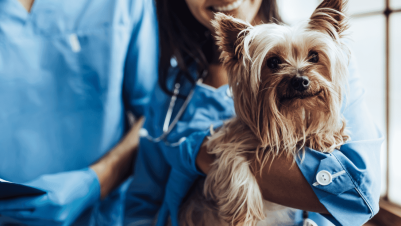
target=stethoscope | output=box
[139,70,208,147]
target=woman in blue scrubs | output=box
[124,0,383,225]
[0,0,158,225]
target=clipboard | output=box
[0,179,46,200]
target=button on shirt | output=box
[0,0,158,225]
[316,170,333,186]
[125,55,383,226]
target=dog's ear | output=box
[309,0,349,39]
[212,13,252,62]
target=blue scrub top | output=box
[124,55,383,226]
[0,0,158,225]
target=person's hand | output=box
[0,117,144,226]
[195,141,215,175]
[0,168,100,226]
[91,117,144,198]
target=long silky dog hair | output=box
[179,0,350,225]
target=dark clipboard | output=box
[0,180,46,200]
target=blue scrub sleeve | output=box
[124,130,212,226]
[123,0,159,118]
[155,130,212,226]
[124,138,172,226]
[166,130,213,177]
[0,168,100,226]
[296,56,383,226]
[154,124,225,226]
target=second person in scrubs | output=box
[0,0,158,225]
[125,0,383,225]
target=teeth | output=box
[212,0,244,12]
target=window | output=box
[389,6,401,206]
[351,0,401,208]
[279,0,401,207]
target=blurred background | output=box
[278,0,401,223]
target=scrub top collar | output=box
[0,0,58,20]
[0,0,65,37]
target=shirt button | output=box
[316,170,333,186]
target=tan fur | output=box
[179,0,350,225]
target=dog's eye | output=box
[308,51,319,63]
[267,57,281,69]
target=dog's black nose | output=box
[291,76,310,92]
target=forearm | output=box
[91,117,144,198]
[196,143,328,213]
[252,154,328,214]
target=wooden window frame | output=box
[370,199,401,225]
[351,0,401,224]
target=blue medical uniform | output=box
[124,55,383,226]
[0,0,158,225]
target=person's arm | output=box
[196,56,383,225]
[258,154,329,213]
[197,144,328,212]
[91,117,144,198]
[0,118,144,226]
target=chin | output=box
[179,0,351,225]
[201,0,262,30]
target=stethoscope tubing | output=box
[139,77,203,147]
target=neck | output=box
[18,0,35,12]
[204,63,229,89]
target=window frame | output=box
[350,0,401,223]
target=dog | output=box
[179,0,350,225]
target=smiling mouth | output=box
[210,0,244,12]
[280,89,323,102]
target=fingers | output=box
[0,198,36,212]
[124,116,145,147]
[0,194,47,211]
[133,116,145,130]
[0,210,34,218]
[0,211,62,226]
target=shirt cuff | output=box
[127,96,152,118]
[177,123,224,177]
[83,167,101,208]
[178,130,210,177]
[295,148,373,226]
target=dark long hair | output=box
[155,0,282,96]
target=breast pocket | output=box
[61,28,114,96]
[40,25,131,102]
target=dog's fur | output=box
[179,0,351,225]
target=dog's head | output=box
[213,0,350,154]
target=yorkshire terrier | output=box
[179,0,350,225]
